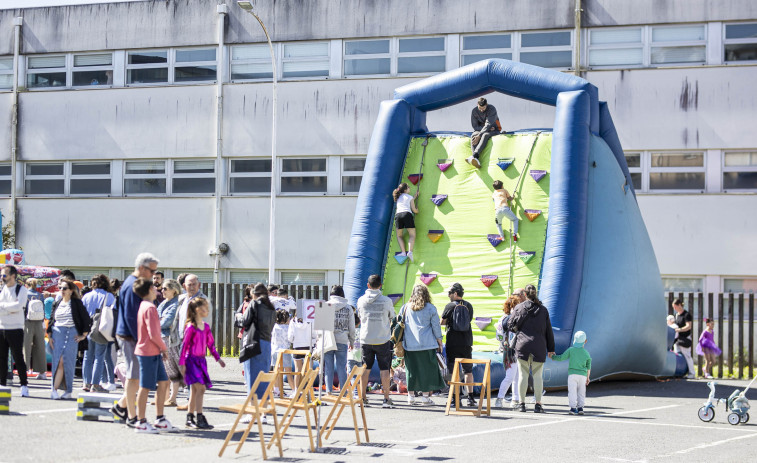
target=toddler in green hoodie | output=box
[550,330,591,415]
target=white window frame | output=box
[71,52,114,87]
[279,157,328,195]
[123,159,216,196]
[123,160,168,196]
[0,162,11,196]
[662,276,705,293]
[340,156,365,195]
[0,56,14,90]
[396,36,447,75]
[227,158,272,196]
[648,151,706,193]
[126,47,217,87]
[343,38,392,77]
[68,161,112,196]
[723,22,757,64]
[173,47,218,84]
[623,152,644,191]
[459,33,513,67]
[281,41,330,80]
[280,271,326,286]
[722,151,757,192]
[518,29,574,70]
[26,54,68,89]
[723,277,757,294]
[229,271,269,286]
[649,24,707,67]
[171,159,216,196]
[229,43,276,82]
[26,52,114,90]
[23,161,66,196]
[587,27,644,68]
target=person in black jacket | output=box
[47,278,91,399]
[240,283,277,422]
[467,97,500,169]
[507,284,554,413]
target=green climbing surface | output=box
[383,132,552,350]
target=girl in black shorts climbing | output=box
[393,182,419,262]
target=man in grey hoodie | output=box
[357,274,395,408]
[323,285,356,394]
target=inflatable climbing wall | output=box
[343,59,678,386]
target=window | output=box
[0,164,11,195]
[341,157,365,193]
[724,278,757,294]
[725,22,757,63]
[344,39,391,76]
[26,53,114,89]
[662,277,704,293]
[0,56,13,90]
[174,48,217,83]
[127,50,169,84]
[229,271,268,285]
[229,159,272,195]
[461,34,512,66]
[282,42,329,78]
[649,152,705,191]
[397,37,446,74]
[280,271,325,286]
[519,31,572,68]
[650,25,706,65]
[723,151,757,190]
[173,270,214,284]
[24,162,64,195]
[124,160,166,195]
[280,158,327,193]
[624,152,642,190]
[588,28,643,67]
[70,162,111,195]
[231,44,275,80]
[72,53,113,86]
[172,160,215,194]
[26,55,66,88]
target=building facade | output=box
[0,0,755,294]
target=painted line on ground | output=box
[21,407,77,415]
[668,432,757,456]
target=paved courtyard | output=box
[2,360,756,462]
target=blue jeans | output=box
[495,205,519,237]
[51,326,78,394]
[243,339,271,399]
[91,342,115,385]
[322,343,348,393]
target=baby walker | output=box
[698,378,754,425]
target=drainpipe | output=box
[213,4,228,302]
[9,16,22,247]
[573,0,582,77]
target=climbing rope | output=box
[401,135,431,305]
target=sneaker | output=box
[705,374,714,379]
[134,420,159,434]
[50,389,60,400]
[110,404,128,421]
[239,414,252,424]
[126,418,138,429]
[60,392,72,400]
[91,385,107,393]
[467,396,476,407]
[81,385,91,392]
[495,398,503,408]
[685,373,695,379]
[466,156,481,169]
[382,398,394,409]
[102,382,117,392]
[407,395,417,406]
[510,400,519,409]
[21,385,29,397]
[534,403,544,413]
[186,413,197,428]
[196,413,214,430]
[154,417,178,433]
[407,251,414,263]
[577,407,584,415]
[569,408,578,415]
[419,397,434,406]
[518,402,527,413]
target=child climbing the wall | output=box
[550,331,591,415]
[393,182,419,262]
[492,180,519,242]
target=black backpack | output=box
[450,301,471,331]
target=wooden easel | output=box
[272,348,312,396]
[320,365,369,444]
[268,368,321,452]
[445,358,492,417]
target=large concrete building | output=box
[0,0,755,295]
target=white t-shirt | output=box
[55,300,76,327]
[396,193,413,215]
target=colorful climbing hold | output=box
[497,158,515,171]
[420,273,437,286]
[481,275,498,287]
[408,173,423,185]
[388,294,403,305]
[428,230,444,243]
[519,251,535,263]
[487,234,504,247]
[430,194,448,206]
[437,159,453,172]
[530,170,547,182]
[474,317,492,331]
[524,209,542,222]
[394,252,408,265]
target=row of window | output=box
[1,22,755,89]
[624,150,757,192]
[69,268,327,287]
[0,157,365,197]
[663,277,757,294]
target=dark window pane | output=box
[342,176,362,193]
[725,23,757,40]
[73,70,112,86]
[72,163,110,175]
[624,154,641,168]
[463,34,511,50]
[651,153,703,167]
[520,51,572,68]
[723,172,757,189]
[128,51,168,65]
[282,67,329,78]
[725,43,757,62]
[343,158,365,172]
[231,159,271,173]
[26,163,63,175]
[173,177,215,194]
[70,178,111,195]
[230,177,271,193]
[630,172,642,190]
[281,176,327,193]
[174,65,217,82]
[345,58,391,75]
[522,31,571,47]
[27,72,67,88]
[282,158,326,173]
[231,64,272,80]
[399,37,445,53]
[124,178,166,194]
[127,68,168,84]
[345,40,390,55]
[176,48,216,62]
[0,180,10,195]
[0,165,11,175]
[649,172,704,190]
[25,179,64,195]
[462,53,512,66]
[398,56,446,73]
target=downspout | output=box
[9,16,22,247]
[574,0,582,77]
[213,5,228,299]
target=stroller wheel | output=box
[728,413,741,425]
[698,406,715,422]
[741,413,749,424]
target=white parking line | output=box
[21,407,77,415]
[669,432,757,455]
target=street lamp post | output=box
[238,1,277,286]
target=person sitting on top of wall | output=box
[467,97,501,169]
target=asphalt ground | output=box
[2,360,757,463]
